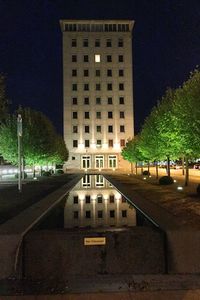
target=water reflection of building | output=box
[64,175,136,228]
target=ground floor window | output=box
[95,155,104,168]
[81,155,91,169]
[108,155,117,168]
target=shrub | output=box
[42,171,51,177]
[197,184,200,196]
[159,176,174,185]
[142,170,150,176]
[56,169,64,174]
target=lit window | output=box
[95,54,101,62]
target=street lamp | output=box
[17,114,22,192]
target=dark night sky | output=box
[0,0,200,134]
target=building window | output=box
[72,97,77,105]
[120,139,125,147]
[118,38,123,47]
[108,111,113,118]
[72,69,77,76]
[85,125,90,133]
[84,83,89,91]
[84,55,89,62]
[122,210,127,218]
[72,156,75,160]
[71,39,77,47]
[110,210,115,218]
[119,97,124,104]
[85,140,90,147]
[106,39,112,47]
[98,210,103,218]
[85,195,91,203]
[107,55,112,62]
[120,125,125,132]
[72,55,77,62]
[84,69,89,77]
[83,39,88,47]
[96,97,101,105]
[119,55,124,62]
[120,111,125,118]
[107,69,112,77]
[95,54,101,62]
[95,174,104,187]
[109,195,115,203]
[73,125,78,133]
[96,112,101,119]
[109,155,117,168]
[119,83,124,90]
[84,97,89,105]
[119,69,124,76]
[108,125,113,133]
[95,39,100,47]
[108,139,113,147]
[96,83,101,91]
[107,83,112,91]
[73,196,78,204]
[107,97,113,104]
[73,112,78,119]
[73,211,79,219]
[97,194,103,203]
[85,112,90,119]
[85,210,91,218]
[72,83,77,91]
[95,69,100,76]
[73,140,78,148]
[96,125,101,133]
[96,139,102,147]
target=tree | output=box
[0,108,68,170]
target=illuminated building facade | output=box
[60,20,134,170]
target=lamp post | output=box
[17,114,22,192]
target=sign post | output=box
[17,114,22,192]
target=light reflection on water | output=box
[64,175,136,229]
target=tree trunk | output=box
[167,156,170,177]
[131,162,133,174]
[33,166,36,178]
[141,162,143,175]
[135,162,138,175]
[185,156,189,186]
[182,156,185,175]
[147,161,150,176]
[155,161,159,179]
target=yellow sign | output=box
[84,237,106,246]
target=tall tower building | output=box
[60,20,134,171]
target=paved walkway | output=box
[104,173,200,230]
